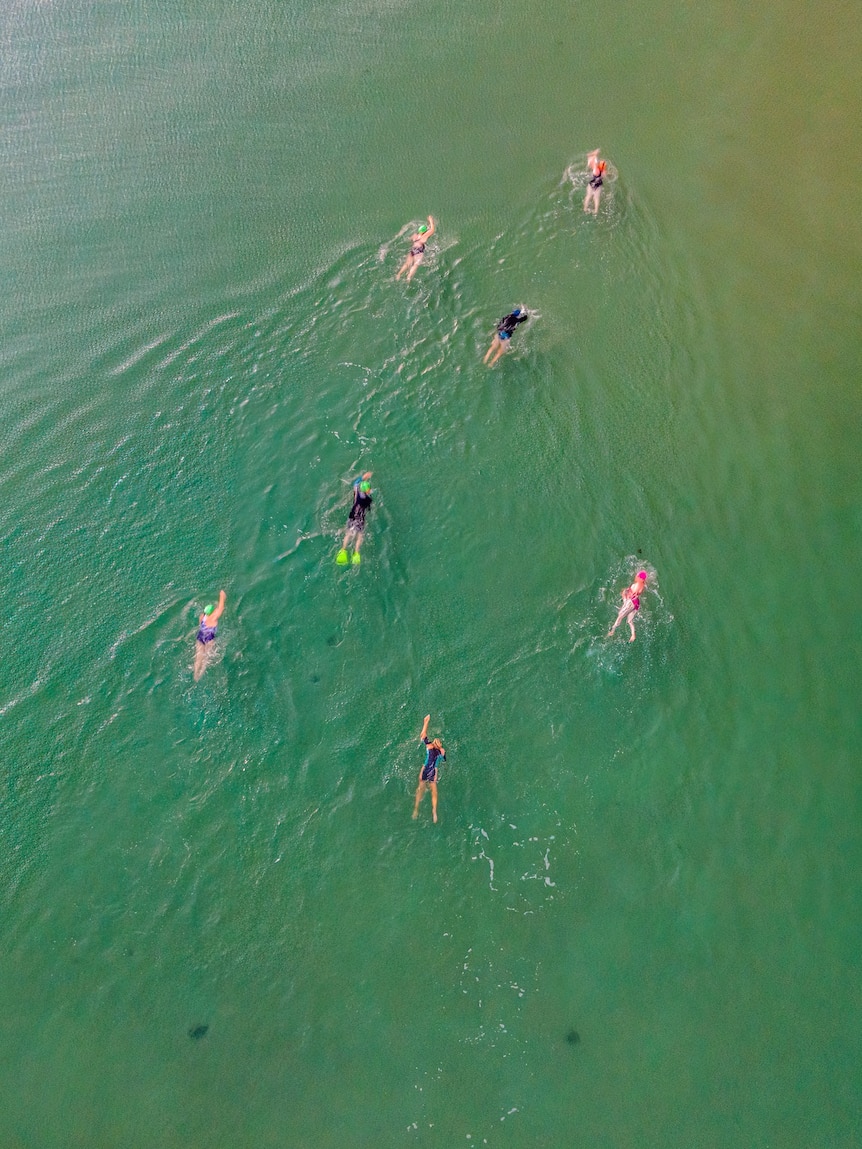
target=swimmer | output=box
[483,306,528,367]
[396,216,435,282]
[194,590,226,680]
[584,150,607,216]
[336,472,373,565]
[608,571,648,642]
[413,714,446,823]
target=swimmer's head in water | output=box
[203,604,214,615]
[360,480,372,493]
[637,571,647,581]
[417,225,428,234]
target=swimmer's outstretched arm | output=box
[420,714,430,741]
[209,590,227,624]
[423,216,435,239]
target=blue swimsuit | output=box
[421,737,445,782]
[197,619,218,644]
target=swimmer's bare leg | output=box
[608,603,632,636]
[627,616,637,642]
[490,341,507,367]
[430,781,438,823]
[396,255,412,280]
[342,526,357,550]
[483,336,499,364]
[352,530,364,555]
[413,780,427,818]
[406,253,424,282]
[193,640,208,681]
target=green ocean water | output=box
[0,0,860,1145]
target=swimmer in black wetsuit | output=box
[584,150,606,216]
[413,713,446,823]
[483,306,528,367]
[336,471,373,566]
[396,215,435,282]
[194,589,226,681]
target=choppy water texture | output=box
[0,0,860,1145]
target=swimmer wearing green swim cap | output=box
[194,589,226,681]
[396,215,435,282]
[336,472,374,566]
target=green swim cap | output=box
[418,225,428,234]
[204,604,214,615]
[360,481,371,493]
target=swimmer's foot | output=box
[432,811,438,823]
[412,809,419,820]
[351,551,361,565]
[629,635,636,643]
[336,548,349,565]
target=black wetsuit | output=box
[348,485,373,531]
[496,310,528,340]
[421,737,445,782]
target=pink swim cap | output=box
[637,571,648,580]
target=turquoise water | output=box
[0,0,860,1145]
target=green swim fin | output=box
[351,552,361,565]
[336,548,349,565]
